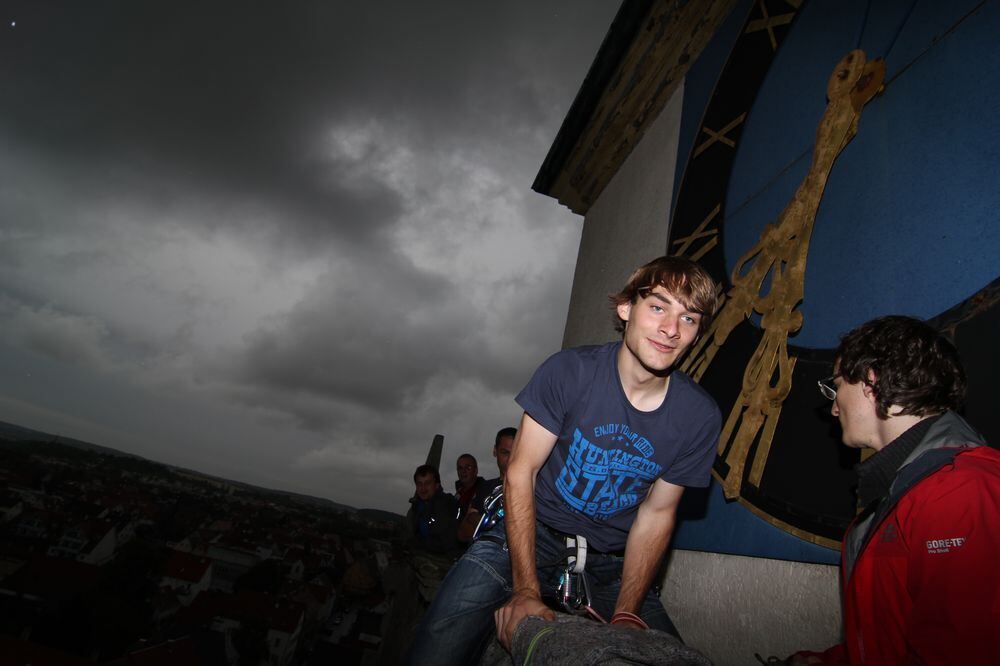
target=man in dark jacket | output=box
[791,316,1000,664]
[406,464,458,606]
[408,464,458,556]
[455,454,494,543]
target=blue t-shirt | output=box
[515,341,721,552]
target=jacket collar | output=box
[843,411,985,580]
[856,415,939,507]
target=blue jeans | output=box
[406,520,679,666]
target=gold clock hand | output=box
[678,50,885,499]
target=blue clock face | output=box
[724,0,1000,349]
[668,0,1000,551]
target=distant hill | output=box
[0,420,143,459]
[0,419,403,521]
[255,485,358,514]
[357,508,407,528]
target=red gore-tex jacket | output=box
[806,412,1000,665]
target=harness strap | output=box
[565,535,587,574]
[477,534,505,548]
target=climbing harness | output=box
[472,483,505,542]
[556,534,590,614]
[472,486,607,622]
[553,534,607,621]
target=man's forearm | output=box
[503,464,540,595]
[494,413,559,649]
[616,508,674,614]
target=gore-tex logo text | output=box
[926,537,966,554]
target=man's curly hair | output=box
[835,315,966,419]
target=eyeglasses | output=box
[817,376,838,401]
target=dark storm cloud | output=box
[0,0,620,509]
[0,297,112,370]
[227,240,574,432]
[1,1,610,250]
[236,250,463,412]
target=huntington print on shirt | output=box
[557,426,662,518]
[516,342,722,553]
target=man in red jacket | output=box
[791,316,1000,665]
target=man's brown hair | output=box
[413,464,441,485]
[835,315,966,419]
[610,256,719,335]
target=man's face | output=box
[493,436,514,478]
[617,285,701,374]
[830,369,878,449]
[456,456,477,487]
[414,473,438,501]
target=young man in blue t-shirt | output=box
[408,256,721,665]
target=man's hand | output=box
[456,509,481,542]
[494,589,554,649]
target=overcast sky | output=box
[0,1,620,512]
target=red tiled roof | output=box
[233,589,304,634]
[77,519,114,541]
[282,546,305,562]
[162,550,211,584]
[306,582,332,603]
[175,589,304,635]
[0,555,101,603]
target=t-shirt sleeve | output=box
[660,393,721,488]
[515,350,582,437]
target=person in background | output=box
[486,426,516,488]
[407,464,458,603]
[457,429,517,543]
[455,454,493,544]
